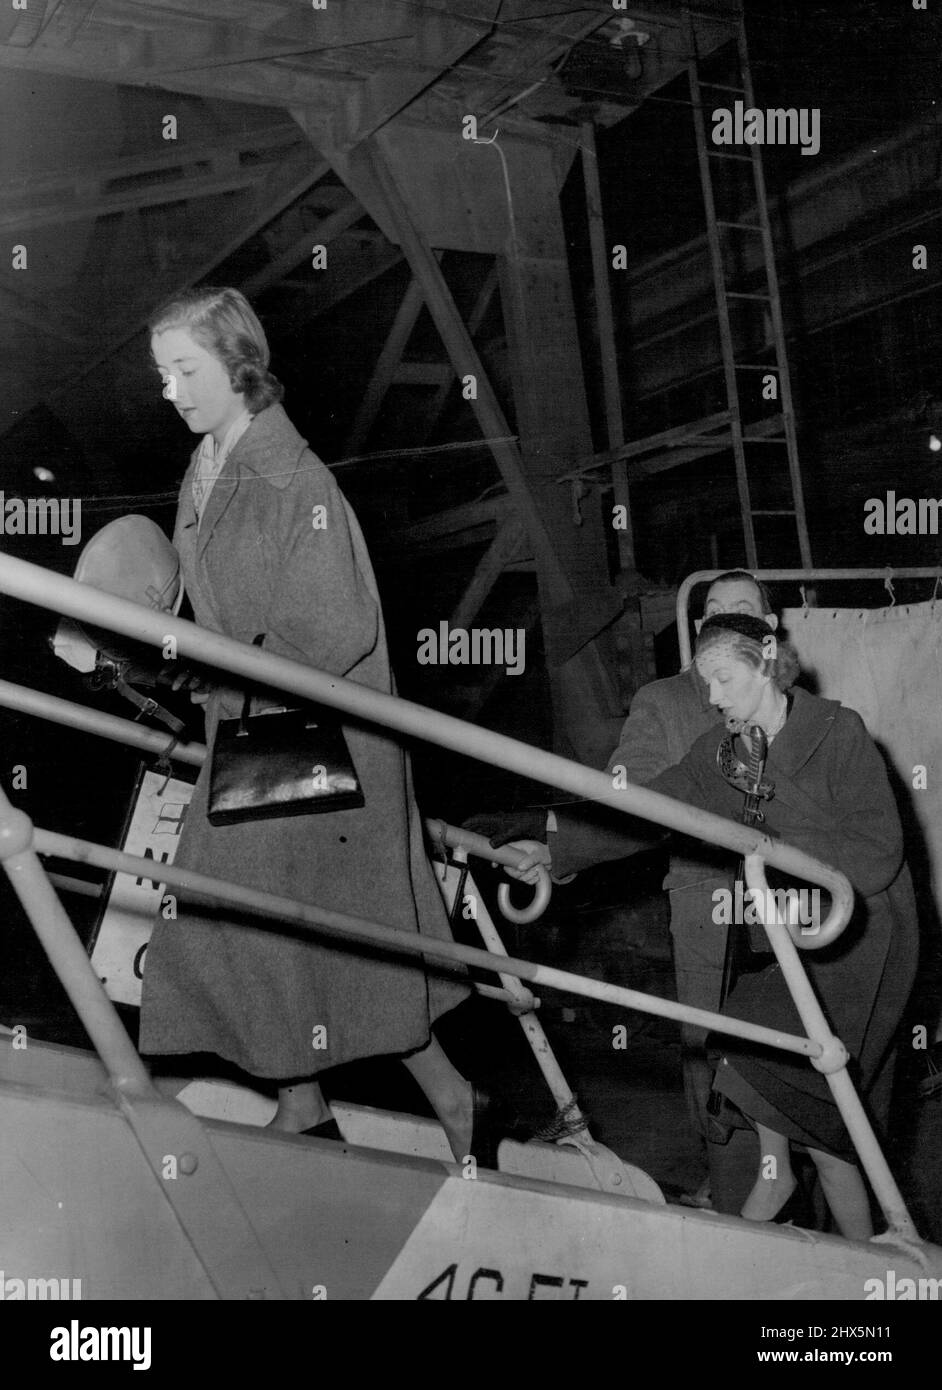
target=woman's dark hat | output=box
[697,613,773,645]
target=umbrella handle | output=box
[497,866,553,924]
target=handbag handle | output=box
[238,634,267,734]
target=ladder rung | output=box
[727,292,772,301]
[742,436,786,444]
[716,220,761,231]
[735,363,776,370]
[752,510,797,517]
[708,151,753,162]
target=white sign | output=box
[90,769,194,1006]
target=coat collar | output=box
[767,686,841,778]
[192,404,308,559]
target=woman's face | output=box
[150,328,245,444]
[696,641,770,728]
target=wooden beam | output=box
[315,126,624,755]
[325,4,497,152]
[2,168,274,235]
[343,264,439,455]
[0,125,304,234]
[470,9,611,125]
[1,147,331,441]
[240,197,365,297]
[391,361,453,387]
[450,517,527,630]
[415,268,497,445]
[272,241,405,321]
[451,599,541,721]
[0,37,362,112]
[566,411,733,476]
[349,137,571,607]
[580,119,633,571]
[396,496,512,549]
[0,288,86,350]
[560,411,789,485]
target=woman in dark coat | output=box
[651,616,918,1237]
[509,614,918,1237]
[142,287,477,1159]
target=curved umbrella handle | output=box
[424,818,554,923]
[496,866,553,925]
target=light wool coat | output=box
[139,405,468,1077]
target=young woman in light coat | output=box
[143,287,484,1160]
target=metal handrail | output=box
[0,711,919,1240]
[741,856,916,1241]
[0,678,206,766]
[0,553,853,950]
[677,567,942,666]
[30,821,820,1060]
[0,551,920,1237]
[0,681,554,921]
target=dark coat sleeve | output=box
[260,457,380,677]
[765,710,904,899]
[605,683,681,784]
[550,741,716,878]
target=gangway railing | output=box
[0,551,921,1240]
[0,554,852,949]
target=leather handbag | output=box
[207,636,364,827]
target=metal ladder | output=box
[685,7,812,568]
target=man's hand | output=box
[500,839,553,885]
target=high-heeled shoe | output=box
[469,1086,510,1170]
[771,1184,810,1227]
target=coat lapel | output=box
[173,453,198,546]
[768,687,840,779]
[172,452,200,606]
[175,406,309,625]
[195,449,242,563]
[763,687,844,826]
[196,407,308,564]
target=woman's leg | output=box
[269,1078,332,1133]
[740,1123,797,1220]
[401,1037,473,1163]
[807,1147,873,1240]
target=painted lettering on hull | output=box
[417,1262,590,1300]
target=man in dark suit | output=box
[483,571,778,1210]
